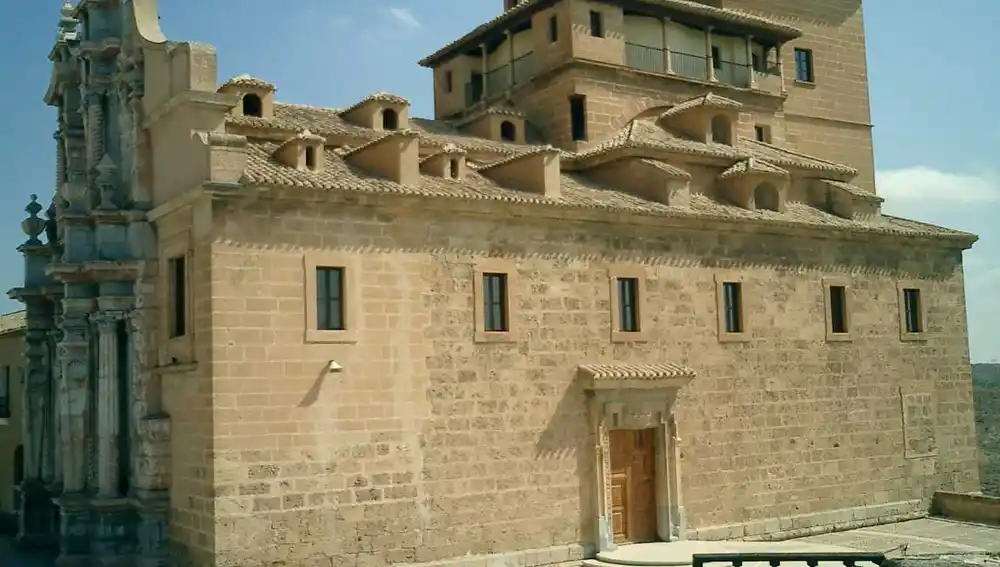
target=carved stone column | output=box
[705,27,717,82]
[93,310,124,497]
[48,300,65,489]
[81,85,106,170]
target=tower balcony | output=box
[624,42,783,95]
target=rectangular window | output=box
[168,256,186,338]
[316,267,345,331]
[616,278,640,332]
[829,285,848,334]
[570,95,587,141]
[751,53,762,72]
[711,45,722,70]
[589,10,603,38]
[482,273,509,332]
[754,125,768,142]
[0,366,9,419]
[722,282,743,334]
[903,288,922,333]
[444,70,453,93]
[548,15,558,42]
[794,48,814,82]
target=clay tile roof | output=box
[822,179,885,202]
[455,103,526,126]
[0,310,26,336]
[220,74,275,91]
[240,138,974,242]
[718,157,788,180]
[419,0,800,67]
[578,363,697,381]
[276,129,325,152]
[659,93,743,119]
[639,159,691,179]
[340,91,411,115]
[739,138,858,177]
[419,144,466,164]
[341,129,418,158]
[477,145,558,172]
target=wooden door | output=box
[609,428,658,544]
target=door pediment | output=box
[578,363,696,392]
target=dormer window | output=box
[754,183,780,211]
[710,115,732,145]
[500,121,517,142]
[449,158,461,180]
[305,146,317,170]
[242,93,263,117]
[382,109,399,130]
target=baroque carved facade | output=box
[11,1,980,566]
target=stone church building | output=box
[11,0,980,565]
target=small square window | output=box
[167,256,187,338]
[716,275,749,342]
[794,48,814,82]
[903,288,922,333]
[548,15,558,42]
[589,10,603,38]
[616,278,640,333]
[754,125,771,143]
[316,267,345,331]
[473,260,518,343]
[482,273,509,332]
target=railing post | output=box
[745,35,756,88]
[705,26,716,82]
[479,42,488,100]
[662,18,673,74]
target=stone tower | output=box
[10,0,169,565]
[421,0,875,190]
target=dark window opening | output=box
[13,445,23,485]
[549,15,558,42]
[168,256,186,338]
[903,288,923,333]
[589,11,603,37]
[305,146,317,169]
[382,108,399,130]
[722,281,743,334]
[617,277,640,332]
[829,285,848,334]
[449,158,461,180]
[794,48,814,82]
[316,267,345,331]
[754,183,780,211]
[242,93,263,118]
[711,46,722,70]
[754,125,768,142]
[710,114,732,145]
[482,273,509,332]
[0,366,9,418]
[751,52,763,72]
[500,120,517,142]
[570,95,587,141]
[445,70,453,93]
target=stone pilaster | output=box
[92,310,124,497]
[81,85,106,171]
[58,297,94,494]
[48,300,65,490]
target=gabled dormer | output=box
[813,179,884,221]
[478,145,561,198]
[219,75,276,119]
[455,105,527,144]
[657,93,742,145]
[274,130,325,172]
[717,157,789,211]
[420,144,467,181]
[340,92,410,132]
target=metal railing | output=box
[692,552,889,567]
[486,65,510,96]
[715,59,751,88]
[622,43,782,90]
[625,42,665,74]
[512,51,534,85]
[671,50,709,81]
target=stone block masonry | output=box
[199,194,978,567]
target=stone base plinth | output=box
[135,490,171,567]
[16,480,58,549]
[54,494,92,566]
[90,497,138,566]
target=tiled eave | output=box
[419,0,801,67]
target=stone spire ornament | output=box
[21,194,46,246]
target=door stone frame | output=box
[578,364,695,552]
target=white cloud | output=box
[875,167,999,205]
[386,7,421,29]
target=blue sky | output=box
[0,1,996,361]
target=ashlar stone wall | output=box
[198,192,978,567]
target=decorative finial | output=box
[22,195,46,245]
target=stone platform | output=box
[585,540,865,567]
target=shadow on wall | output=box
[535,371,595,549]
[719,0,861,28]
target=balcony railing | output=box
[464,51,535,108]
[623,42,783,92]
